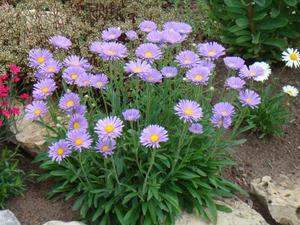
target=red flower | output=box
[0,86,9,97]
[0,119,3,127]
[8,64,21,75]
[11,77,21,83]
[1,100,9,108]
[0,74,9,81]
[10,107,20,116]
[19,93,30,100]
[2,110,11,118]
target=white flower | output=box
[253,62,271,82]
[282,48,300,68]
[283,85,299,97]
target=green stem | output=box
[142,150,156,195]
[111,156,120,185]
[101,90,109,114]
[79,153,92,189]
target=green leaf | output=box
[284,0,297,6]
[235,17,249,27]
[204,197,218,224]
[263,38,287,49]
[256,17,288,30]
[254,0,266,6]
[235,35,252,44]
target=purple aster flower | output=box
[122,109,141,121]
[139,20,157,32]
[239,89,261,108]
[146,30,163,43]
[62,66,87,84]
[174,99,203,122]
[239,64,263,79]
[140,125,168,148]
[75,73,92,87]
[211,114,232,129]
[90,73,108,89]
[225,77,245,90]
[161,66,178,78]
[175,50,200,68]
[101,27,122,41]
[198,42,225,59]
[213,102,235,117]
[34,71,48,80]
[135,43,162,61]
[186,66,210,85]
[32,78,57,100]
[28,48,53,68]
[139,69,163,83]
[68,114,88,131]
[89,41,103,54]
[99,42,127,61]
[162,30,183,44]
[198,60,215,71]
[25,100,48,121]
[58,92,81,112]
[223,56,245,70]
[64,55,92,70]
[48,139,71,162]
[96,139,116,157]
[38,59,62,77]
[67,129,92,151]
[163,21,192,34]
[95,116,124,140]
[124,59,152,76]
[188,123,203,134]
[126,30,138,40]
[65,104,87,116]
[49,35,72,49]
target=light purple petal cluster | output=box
[174,99,203,122]
[239,64,264,79]
[175,50,200,68]
[198,60,215,71]
[140,125,168,148]
[68,114,88,131]
[101,27,122,41]
[135,43,162,61]
[186,66,210,85]
[163,21,192,34]
[139,69,163,83]
[67,130,92,151]
[25,100,48,121]
[38,59,62,77]
[122,109,141,121]
[90,74,108,89]
[95,116,124,140]
[75,73,92,87]
[162,30,184,44]
[59,92,81,112]
[48,139,71,162]
[62,66,87,84]
[223,56,245,70]
[146,30,163,43]
[139,20,157,32]
[28,48,53,68]
[32,78,57,100]
[161,66,178,78]
[225,77,245,90]
[211,114,232,129]
[198,42,225,59]
[188,123,203,134]
[49,35,72,49]
[213,102,235,117]
[99,42,127,60]
[239,89,261,108]
[96,139,116,157]
[126,30,138,40]
[89,41,103,54]
[64,55,92,70]
[124,59,152,76]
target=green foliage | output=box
[0,147,26,209]
[206,0,300,60]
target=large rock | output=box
[175,198,269,225]
[43,221,86,225]
[251,175,300,225]
[0,210,21,225]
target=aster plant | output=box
[29,22,293,225]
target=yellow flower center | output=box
[133,67,142,73]
[149,134,159,142]
[73,122,81,130]
[184,108,193,116]
[221,111,228,116]
[144,51,153,58]
[250,71,256,76]
[218,120,223,125]
[102,145,109,152]
[56,148,64,155]
[290,53,298,61]
[37,56,45,64]
[97,81,103,87]
[74,138,83,146]
[208,50,216,56]
[246,97,252,103]
[71,74,78,79]
[47,67,56,73]
[34,109,41,115]
[287,90,295,95]
[104,125,114,133]
[194,74,203,81]
[106,49,116,55]
[42,87,49,93]
[184,59,191,64]
[66,100,74,108]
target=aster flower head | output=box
[124,59,152,76]
[188,123,203,134]
[126,30,138,40]
[213,102,235,117]
[32,78,57,100]
[140,125,168,148]
[49,35,72,49]
[48,139,71,162]
[198,42,225,59]
[174,99,203,122]
[239,64,264,79]
[89,41,103,54]
[28,48,53,68]
[198,60,215,71]
[25,100,48,121]
[139,20,157,32]
[97,139,116,157]
[65,104,87,116]
[211,114,232,129]
[62,66,87,84]
[239,89,261,108]
[186,66,210,85]
[225,77,245,90]
[282,48,300,68]
[140,69,163,83]
[162,30,183,44]
[223,56,245,70]
[175,50,200,68]
[95,116,124,139]
[146,30,163,43]
[122,108,141,121]
[75,73,92,87]
[59,92,81,112]
[283,85,299,97]
[252,62,271,82]
[90,73,108,89]
[38,59,62,77]
[135,43,162,61]
[68,114,88,131]
[99,42,127,60]
[101,27,122,41]
[161,66,178,78]
[67,129,92,151]
[64,55,92,71]
[163,21,192,34]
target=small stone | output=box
[0,210,21,225]
[42,221,86,225]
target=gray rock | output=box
[0,210,21,225]
[42,221,86,225]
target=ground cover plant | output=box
[25,20,298,225]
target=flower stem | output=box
[142,150,156,195]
